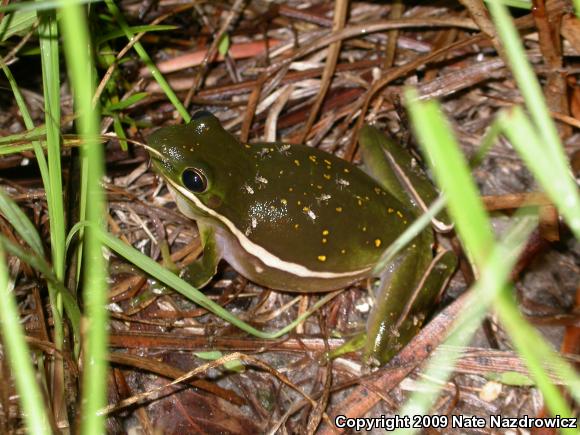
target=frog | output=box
[146,110,456,364]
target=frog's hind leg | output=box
[356,124,457,364]
[179,222,221,289]
[358,125,451,230]
[364,236,457,365]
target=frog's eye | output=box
[182,168,208,193]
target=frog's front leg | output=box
[180,222,221,288]
[364,235,456,364]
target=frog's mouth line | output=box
[164,177,372,280]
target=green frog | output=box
[147,110,456,364]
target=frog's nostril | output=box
[191,110,213,120]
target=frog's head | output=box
[147,110,253,219]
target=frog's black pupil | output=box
[182,169,207,193]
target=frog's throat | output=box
[166,179,372,279]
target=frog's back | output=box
[147,112,417,292]
[229,142,414,275]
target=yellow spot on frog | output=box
[317,255,327,262]
[244,144,251,149]
[335,207,343,212]
[270,147,275,152]
[289,187,293,192]
[323,174,331,180]
[309,155,317,163]
[294,159,300,166]
[374,238,382,248]
[341,249,346,254]
[322,238,327,244]
[316,185,322,189]
[388,208,394,213]
[281,198,288,205]
[358,199,363,206]
[396,211,404,218]
[279,170,284,175]
[190,147,194,151]
[374,187,381,195]
[344,168,350,173]
[322,230,329,235]
[362,226,367,232]
[303,206,310,212]
[324,159,332,166]
[297,200,301,205]
[294,224,300,229]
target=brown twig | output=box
[318,294,469,435]
[532,0,571,138]
[181,0,248,115]
[458,0,506,61]
[383,1,403,69]
[109,352,245,405]
[296,0,349,144]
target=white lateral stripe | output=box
[167,180,371,279]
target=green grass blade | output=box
[60,2,108,432]
[401,89,576,430]
[495,290,580,405]
[104,0,190,122]
[0,143,36,155]
[395,216,539,434]
[38,8,65,280]
[105,92,148,111]
[489,0,580,239]
[0,244,51,434]
[486,1,576,198]
[0,125,46,145]
[0,64,50,191]
[0,235,81,351]
[483,0,531,9]
[0,9,37,41]
[112,115,128,151]
[0,188,45,256]
[95,24,178,45]
[0,0,98,13]
[499,107,580,238]
[405,88,494,266]
[37,8,68,426]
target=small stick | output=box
[481,192,552,211]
